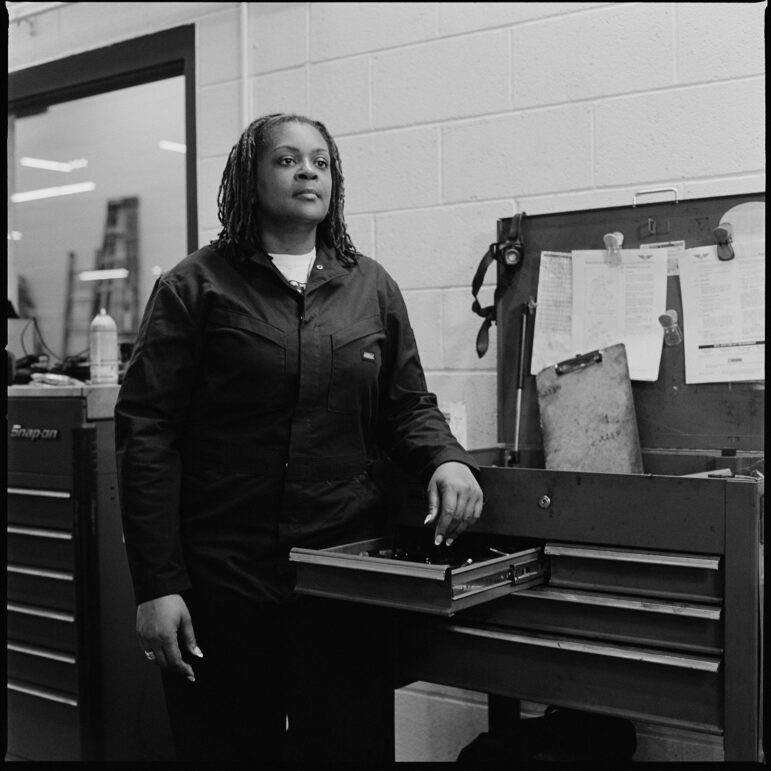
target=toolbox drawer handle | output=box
[7,525,73,540]
[544,544,720,570]
[516,587,722,619]
[7,641,76,664]
[445,625,720,672]
[7,679,78,707]
[7,602,75,623]
[8,487,71,499]
[7,564,74,582]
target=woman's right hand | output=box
[136,593,203,682]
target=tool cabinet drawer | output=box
[545,543,722,603]
[7,602,77,653]
[399,620,723,732]
[7,565,76,612]
[7,486,75,530]
[7,526,74,571]
[7,682,80,761]
[7,641,78,695]
[458,585,723,655]
[290,529,546,615]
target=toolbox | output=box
[289,191,764,761]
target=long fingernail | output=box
[435,534,443,546]
[193,646,203,658]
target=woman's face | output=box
[254,121,333,232]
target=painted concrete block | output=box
[511,4,674,108]
[337,128,441,214]
[442,288,498,371]
[395,684,488,762]
[197,156,228,231]
[376,201,514,290]
[250,68,309,121]
[594,80,765,186]
[310,2,437,62]
[675,2,766,83]
[197,81,242,158]
[442,107,592,203]
[423,372,498,450]
[402,290,444,371]
[248,3,308,75]
[345,214,376,260]
[310,56,371,136]
[198,7,240,86]
[439,2,607,36]
[372,32,510,128]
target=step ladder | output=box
[62,197,139,358]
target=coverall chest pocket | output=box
[328,315,385,414]
[206,307,287,408]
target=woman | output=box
[115,113,484,762]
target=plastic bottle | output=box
[89,308,119,384]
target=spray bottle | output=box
[89,308,119,384]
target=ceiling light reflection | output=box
[20,156,89,172]
[11,181,96,203]
[159,140,186,153]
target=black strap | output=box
[471,213,525,357]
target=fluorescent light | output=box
[7,231,23,241]
[78,268,129,281]
[11,181,96,203]
[159,140,186,153]
[20,156,89,172]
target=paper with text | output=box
[570,249,668,381]
[678,241,765,383]
[530,251,574,375]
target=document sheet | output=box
[677,241,765,383]
[532,248,668,381]
[529,251,574,375]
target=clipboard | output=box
[535,342,643,473]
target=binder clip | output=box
[603,232,624,264]
[658,309,683,346]
[714,222,734,261]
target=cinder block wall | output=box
[8,1,765,762]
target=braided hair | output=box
[212,113,361,266]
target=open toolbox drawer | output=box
[289,529,547,615]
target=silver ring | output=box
[144,650,156,661]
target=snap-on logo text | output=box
[10,424,61,441]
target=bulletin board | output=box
[493,191,765,459]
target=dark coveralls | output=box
[115,242,478,761]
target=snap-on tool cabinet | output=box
[5,385,173,761]
[291,192,765,762]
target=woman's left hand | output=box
[425,462,484,546]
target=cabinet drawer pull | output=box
[517,587,722,619]
[545,543,720,570]
[7,602,75,622]
[7,564,73,581]
[7,641,76,664]
[445,625,721,672]
[7,525,72,540]
[7,679,78,707]
[8,487,71,499]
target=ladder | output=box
[62,197,139,358]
